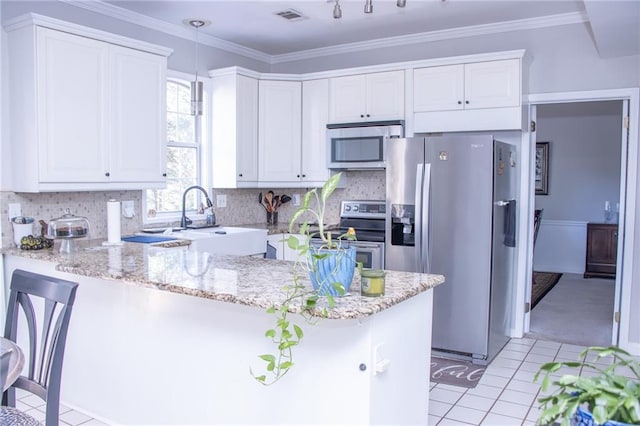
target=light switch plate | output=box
[121,200,135,218]
[216,194,227,208]
[292,194,301,206]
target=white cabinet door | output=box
[328,75,366,123]
[258,80,302,182]
[329,70,404,123]
[236,76,259,182]
[266,233,285,260]
[464,59,520,109]
[110,45,166,183]
[36,27,109,183]
[283,234,306,262]
[365,70,405,120]
[414,60,520,112]
[211,74,259,188]
[301,79,330,183]
[413,64,464,112]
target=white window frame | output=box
[143,70,212,225]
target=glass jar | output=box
[361,269,386,297]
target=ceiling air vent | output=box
[275,9,307,22]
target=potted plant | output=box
[251,172,357,385]
[534,345,640,426]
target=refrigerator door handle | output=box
[414,163,424,273]
[422,163,431,273]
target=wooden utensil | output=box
[265,191,274,211]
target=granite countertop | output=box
[3,240,444,320]
[235,223,341,235]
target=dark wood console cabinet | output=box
[584,223,618,279]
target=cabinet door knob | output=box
[302,174,306,178]
[465,100,470,104]
[360,114,365,118]
[457,101,462,105]
[297,174,300,178]
[239,173,243,177]
[162,173,167,177]
[366,114,370,118]
[105,172,110,177]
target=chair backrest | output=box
[2,269,79,426]
[533,208,544,248]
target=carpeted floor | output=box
[531,271,563,309]
[527,273,614,347]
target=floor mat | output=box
[430,356,486,388]
[532,271,563,309]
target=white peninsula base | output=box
[4,255,434,425]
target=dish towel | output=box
[503,199,517,247]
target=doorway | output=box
[523,98,628,347]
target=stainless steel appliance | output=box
[327,121,404,169]
[311,200,386,270]
[385,135,517,364]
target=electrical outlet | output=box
[292,194,301,206]
[8,203,21,221]
[121,200,136,218]
[216,194,227,208]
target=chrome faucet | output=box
[181,185,214,229]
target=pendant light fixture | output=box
[184,19,210,116]
[364,0,373,14]
[333,0,342,19]
[332,0,406,19]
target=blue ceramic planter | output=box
[572,406,633,426]
[307,246,356,296]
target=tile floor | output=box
[9,337,635,425]
[428,337,635,426]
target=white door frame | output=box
[514,88,639,353]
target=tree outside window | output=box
[146,79,201,218]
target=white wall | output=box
[536,101,623,221]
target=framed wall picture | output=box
[535,142,549,195]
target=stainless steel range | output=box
[312,200,386,270]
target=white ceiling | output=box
[64,0,638,63]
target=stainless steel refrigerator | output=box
[385,134,516,364]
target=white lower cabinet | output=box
[6,19,170,192]
[267,233,305,262]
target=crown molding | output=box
[271,11,589,64]
[58,0,588,66]
[58,0,272,63]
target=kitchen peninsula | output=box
[3,241,443,425]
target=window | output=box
[145,78,202,220]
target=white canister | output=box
[11,217,35,247]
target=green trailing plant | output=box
[251,172,357,385]
[534,346,640,426]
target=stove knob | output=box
[345,205,351,212]
[353,206,359,212]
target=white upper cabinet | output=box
[5,17,171,192]
[211,73,259,188]
[301,79,330,183]
[414,59,520,112]
[413,58,522,132]
[109,45,167,183]
[329,70,404,123]
[258,80,302,182]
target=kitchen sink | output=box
[177,227,268,256]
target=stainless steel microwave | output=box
[327,120,404,169]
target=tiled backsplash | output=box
[0,171,386,247]
[1,191,143,248]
